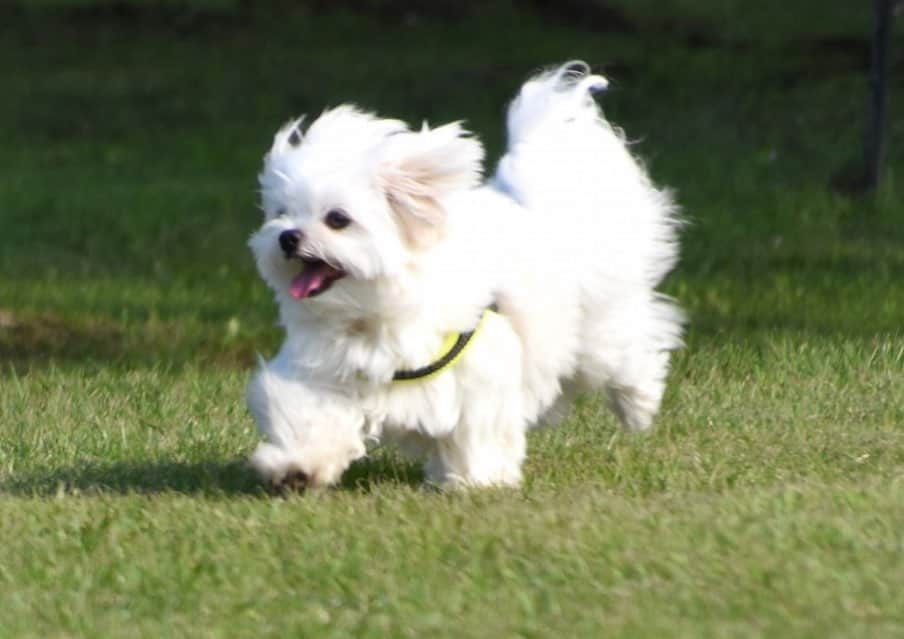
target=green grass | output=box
[2,2,904,637]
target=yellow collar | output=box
[392,306,497,382]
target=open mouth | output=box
[289,257,347,300]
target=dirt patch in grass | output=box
[0,309,260,370]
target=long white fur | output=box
[247,62,684,488]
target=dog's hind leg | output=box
[578,294,683,432]
[604,349,671,432]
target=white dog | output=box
[246,62,683,490]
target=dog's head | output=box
[249,106,484,310]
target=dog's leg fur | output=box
[247,358,367,489]
[421,311,527,487]
[424,391,526,488]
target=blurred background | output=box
[1,0,901,368]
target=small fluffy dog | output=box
[247,62,683,490]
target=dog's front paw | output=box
[250,442,308,492]
[277,469,309,492]
[249,440,364,493]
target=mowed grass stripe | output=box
[0,481,902,638]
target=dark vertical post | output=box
[864,0,894,191]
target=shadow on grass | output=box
[0,455,423,497]
[0,459,263,497]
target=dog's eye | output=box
[324,209,352,230]
[275,208,288,219]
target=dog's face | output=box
[249,106,484,311]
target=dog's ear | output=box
[269,116,306,154]
[379,122,484,249]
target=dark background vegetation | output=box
[2,0,901,370]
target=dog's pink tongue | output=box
[290,263,340,299]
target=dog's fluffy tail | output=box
[501,61,608,151]
[494,62,612,209]
[493,61,680,289]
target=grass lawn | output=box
[2,1,904,636]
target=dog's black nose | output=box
[279,229,302,257]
